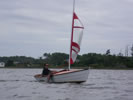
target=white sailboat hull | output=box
[34,69,89,83]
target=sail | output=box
[70,12,84,64]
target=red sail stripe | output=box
[74,12,78,19]
[72,42,80,51]
[72,48,79,54]
[70,58,74,64]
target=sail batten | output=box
[73,26,84,29]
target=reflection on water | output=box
[0,69,133,100]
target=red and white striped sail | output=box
[70,12,84,64]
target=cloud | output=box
[0,0,133,57]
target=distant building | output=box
[0,62,5,67]
[13,61,20,65]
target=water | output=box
[0,68,133,100]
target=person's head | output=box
[44,64,49,68]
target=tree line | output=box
[0,50,133,69]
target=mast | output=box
[69,0,75,70]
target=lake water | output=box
[0,68,133,100]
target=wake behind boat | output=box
[34,0,89,83]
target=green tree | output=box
[49,52,68,66]
[106,49,111,55]
[6,60,14,67]
[131,44,133,58]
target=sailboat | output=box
[34,0,89,83]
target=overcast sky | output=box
[0,0,133,58]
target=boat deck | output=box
[54,69,82,75]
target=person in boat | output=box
[42,64,57,82]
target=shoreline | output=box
[1,67,133,70]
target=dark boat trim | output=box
[51,81,85,84]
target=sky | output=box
[0,0,133,58]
